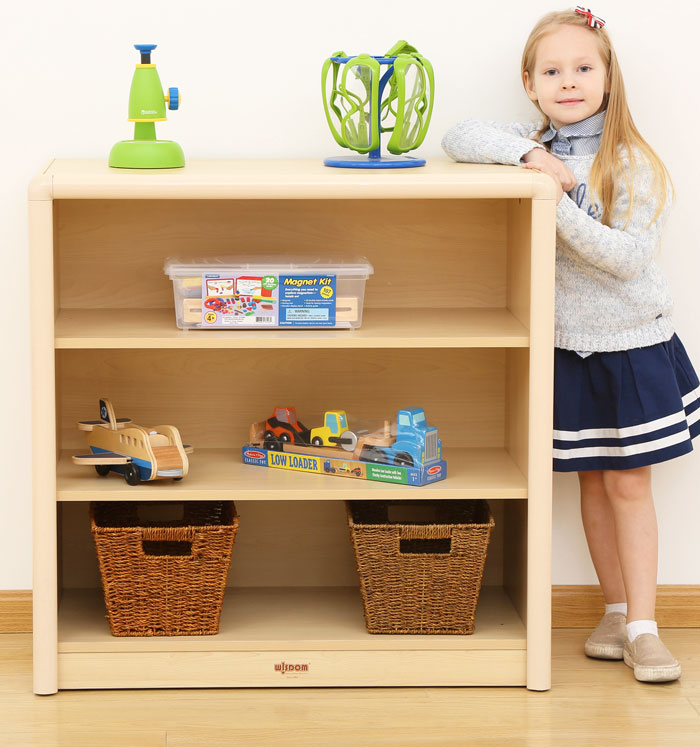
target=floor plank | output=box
[0,732,165,747]
[1,630,699,746]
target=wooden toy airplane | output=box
[72,399,193,485]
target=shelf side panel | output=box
[506,199,532,331]
[506,348,529,479]
[503,499,528,625]
[526,197,556,691]
[29,198,58,695]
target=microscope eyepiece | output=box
[134,44,157,64]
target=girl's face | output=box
[524,24,609,130]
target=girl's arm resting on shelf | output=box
[441,119,545,165]
[556,162,671,280]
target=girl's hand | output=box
[522,161,564,203]
[523,148,577,192]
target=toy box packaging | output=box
[164,256,373,330]
[242,406,446,487]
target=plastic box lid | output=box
[164,256,374,278]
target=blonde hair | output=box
[521,8,672,226]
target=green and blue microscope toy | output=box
[109,44,184,169]
[322,40,434,168]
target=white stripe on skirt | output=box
[553,384,700,442]
[683,385,700,408]
[553,426,692,460]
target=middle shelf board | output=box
[58,586,526,653]
[57,447,528,501]
[54,308,530,349]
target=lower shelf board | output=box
[56,447,528,500]
[56,586,527,688]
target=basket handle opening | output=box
[142,540,193,556]
[136,503,186,523]
[399,537,452,555]
[387,504,438,524]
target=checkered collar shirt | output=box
[541,110,606,156]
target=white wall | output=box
[2,0,697,589]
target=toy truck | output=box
[263,406,311,445]
[310,410,350,447]
[358,408,441,467]
[253,406,440,468]
[263,407,352,448]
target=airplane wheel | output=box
[95,465,110,477]
[124,463,141,486]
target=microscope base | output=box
[109,139,185,169]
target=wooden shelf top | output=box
[30,158,557,201]
[58,586,526,653]
[54,308,530,349]
[57,447,528,501]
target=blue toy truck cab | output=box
[391,407,442,466]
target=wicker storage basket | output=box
[90,501,239,637]
[347,499,494,634]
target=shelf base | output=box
[57,648,526,688]
[57,587,526,688]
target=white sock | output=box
[605,602,628,616]
[626,620,658,641]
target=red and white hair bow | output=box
[575,6,606,29]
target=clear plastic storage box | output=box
[164,257,374,330]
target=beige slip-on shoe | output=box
[623,633,681,682]
[584,611,626,660]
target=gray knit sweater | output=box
[441,119,675,352]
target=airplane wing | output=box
[72,453,131,465]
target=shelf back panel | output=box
[57,348,508,450]
[60,500,506,589]
[55,199,508,311]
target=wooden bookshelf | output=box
[30,159,555,693]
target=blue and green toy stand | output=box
[322,40,434,168]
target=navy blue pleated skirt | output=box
[553,334,700,472]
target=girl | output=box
[442,7,699,683]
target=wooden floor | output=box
[2,630,699,746]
